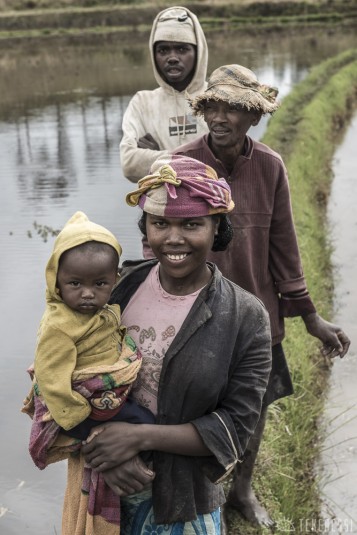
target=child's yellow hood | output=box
[45,211,122,301]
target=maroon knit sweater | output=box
[174,134,316,345]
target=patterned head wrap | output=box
[190,64,280,115]
[126,155,234,217]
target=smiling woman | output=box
[57,154,274,535]
[144,213,219,294]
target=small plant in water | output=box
[30,221,61,242]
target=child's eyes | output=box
[69,281,80,287]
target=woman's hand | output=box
[82,422,144,472]
[82,421,211,472]
[303,312,350,358]
[103,455,155,496]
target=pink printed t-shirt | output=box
[121,264,201,416]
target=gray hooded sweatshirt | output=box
[120,6,209,182]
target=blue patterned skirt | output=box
[120,488,221,535]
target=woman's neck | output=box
[158,264,212,296]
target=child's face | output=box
[56,248,117,314]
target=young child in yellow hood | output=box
[22,212,154,531]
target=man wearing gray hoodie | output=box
[120,6,209,183]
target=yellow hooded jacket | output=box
[34,212,136,431]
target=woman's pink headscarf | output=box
[126,155,234,217]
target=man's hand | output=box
[137,133,160,150]
[103,455,155,496]
[303,312,350,358]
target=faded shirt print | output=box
[121,265,200,415]
[168,113,199,138]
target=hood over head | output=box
[149,6,208,94]
[45,211,122,302]
[153,6,197,45]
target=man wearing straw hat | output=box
[173,64,350,530]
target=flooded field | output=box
[0,26,356,534]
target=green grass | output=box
[225,49,357,534]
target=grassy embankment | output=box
[0,0,356,41]
[224,48,357,534]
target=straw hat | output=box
[190,64,280,115]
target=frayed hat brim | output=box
[189,65,280,115]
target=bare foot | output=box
[227,489,275,528]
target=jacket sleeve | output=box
[34,326,91,430]
[120,93,171,183]
[191,304,272,483]
[269,161,316,317]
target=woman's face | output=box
[145,213,219,294]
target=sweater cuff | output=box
[280,293,317,317]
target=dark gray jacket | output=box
[110,259,272,524]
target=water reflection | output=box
[9,97,131,206]
[0,27,356,535]
[1,27,355,116]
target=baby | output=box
[23,211,154,470]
